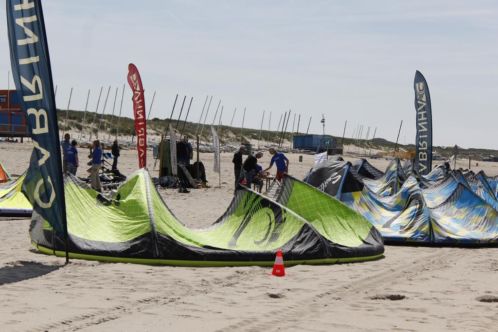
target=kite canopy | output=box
[0,173,32,217]
[305,159,498,245]
[30,170,384,266]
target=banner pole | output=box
[79,89,91,141]
[230,107,237,127]
[107,87,119,141]
[195,95,208,135]
[394,120,403,157]
[218,106,224,126]
[211,99,222,125]
[199,96,213,137]
[267,111,272,141]
[146,90,156,120]
[278,112,287,147]
[97,86,111,138]
[258,110,265,149]
[89,86,103,141]
[115,84,125,140]
[240,107,246,142]
[166,94,178,134]
[306,116,312,134]
[175,95,187,129]
[181,96,194,135]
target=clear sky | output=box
[1,1,497,149]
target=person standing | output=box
[61,133,71,174]
[232,146,245,187]
[65,140,79,175]
[176,136,193,193]
[111,140,120,171]
[264,148,289,182]
[88,140,102,192]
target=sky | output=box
[1,0,497,149]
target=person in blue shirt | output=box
[61,133,71,174]
[88,140,102,191]
[264,148,289,182]
[65,140,79,175]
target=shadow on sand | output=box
[0,261,61,286]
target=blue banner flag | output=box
[413,70,433,175]
[7,0,67,235]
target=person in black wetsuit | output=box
[240,152,263,188]
[177,136,193,193]
[232,146,246,188]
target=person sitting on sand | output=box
[264,148,289,182]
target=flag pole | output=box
[218,106,224,126]
[97,86,111,138]
[181,96,194,134]
[211,99,222,125]
[115,84,125,140]
[394,120,403,157]
[107,87,119,141]
[306,116,312,134]
[175,95,187,129]
[79,89,91,141]
[230,107,237,127]
[89,86,103,141]
[198,96,213,137]
[240,107,246,142]
[63,87,73,139]
[195,95,208,135]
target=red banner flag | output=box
[127,63,147,169]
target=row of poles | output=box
[49,83,404,155]
[55,84,315,148]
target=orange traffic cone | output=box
[272,249,285,277]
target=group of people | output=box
[60,133,121,192]
[232,147,289,191]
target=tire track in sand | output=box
[217,251,455,332]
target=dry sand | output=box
[0,141,497,332]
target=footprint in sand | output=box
[476,295,498,303]
[370,294,406,301]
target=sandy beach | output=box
[0,141,497,332]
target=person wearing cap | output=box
[232,145,245,187]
